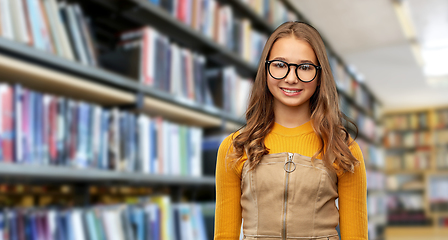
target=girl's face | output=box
[267,36,319,113]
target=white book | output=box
[73,3,97,66]
[206,0,216,39]
[71,209,86,240]
[163,120,171,175]
[92,105,101,167]
[143,27,157,86]
[169,43,181,96]
[101,110,110,170]
[102,208,124,240]
[15,85,23,163]
[32,0,54,52]
[191,204,207,240]
[138,115,150,173]
[10,0,30,43]
[112,108,121,171]
[171,123,180,175]
[179,49,189,99]
[43,0,65,57]
[0,0,14,40]
[42,95,51,165]
[65,3,89,65]
[47,209,57,240]
[191,127,203,177]
[0,85,4,148]
[177,204,194,240]
[48,0,74,60]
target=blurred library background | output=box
[0,0,447,239]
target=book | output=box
[10,0,30,44]
[0,0,15,40]
[0,84,14,163]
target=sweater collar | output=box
[271,120,314,136]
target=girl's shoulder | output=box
[218,130,241,152]
[347,136,363,160]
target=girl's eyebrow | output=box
[271,57,317,64]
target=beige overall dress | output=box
[241,152,339,240]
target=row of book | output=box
[0,196,215,240]
[387,193,424,211]
[428,177,448,203]
[438,217,448,227]
[358,139,384,168]
[329,54,378,118]
[0,0,97,66]
[434,128,448,145]
[383,131,431,149]
[386,174,424,191]
[383,112,429,131]
[433,108,448,129]
[147,0,268,66]
[340,97,378,142]
[367,194,387,219]
[385,150,431,171]
[101,26,253,116]
[0,83,205,176]
[366,170,386,191]
[435,146,448,169]
[241,0,297,28]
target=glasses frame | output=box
[265,59,322,83]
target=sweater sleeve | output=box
[214,133,243,240]
[338,141,368,240]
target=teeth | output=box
[282,88,301,93]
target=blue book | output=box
[8,211,18,240]
[56,98,67,166]
[26,0,45,50]
[192,205,207,240]
[19,89,29,164]
[127,114,136,172]
[149,119,157,174]
[76,103,89,168]
[145,204,160,240]
[85,210,99,240]
[100,110,110,170]
[14,84,23,163]
[173,206,181,240]
[0,212,4,237]
[148,0,160,5]
[33,93,42,165]
[30,213,39,240]
[130,207,145,240]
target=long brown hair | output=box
[228,21,359,174]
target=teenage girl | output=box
[214,21,368,240]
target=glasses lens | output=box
[296,64,317,82]
[268,60,289,79]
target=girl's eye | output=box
[273,62,287,68]
[299,64,312,71]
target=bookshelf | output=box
[0,0,383,239]
[383,107,448,239]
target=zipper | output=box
[282,153,295,240]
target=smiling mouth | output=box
[280,88,302,93]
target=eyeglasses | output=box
[265,60,321,82]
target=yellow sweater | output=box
[214,120,368,240]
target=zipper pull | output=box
[288,152,293,162]
[284,153,296,172]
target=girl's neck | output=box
[273,101,311,128]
